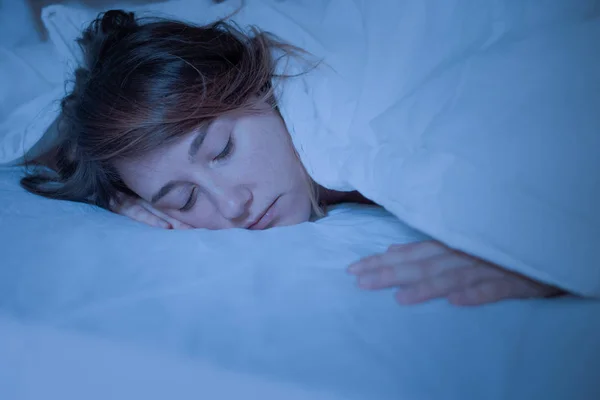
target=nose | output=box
[210,185,252,220]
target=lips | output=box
[247,197,279,230]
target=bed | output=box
[1,1,599,399]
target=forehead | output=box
[115,134,191,193]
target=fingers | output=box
[120,202,172,229]
[447,276,563,306]
[395,264,505,304]
[137,201,189,230]
[109,193,193,230]
[448,278,526,306]
[349,241,449,274]
[351,250,480,290]
[168,219,195,230]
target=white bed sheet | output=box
[1,167,599,400]
[0,315,345,400]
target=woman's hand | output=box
[109,192,194,230]
[348,241,562,306]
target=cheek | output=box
[246,136,305,183]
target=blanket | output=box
[272,0,600,297]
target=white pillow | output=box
[41,0,242,65]
[0,42,64,165]
[0,0,38,47]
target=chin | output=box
[277,212,311,228]
[273,194,313,228]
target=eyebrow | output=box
[150,127,209,205]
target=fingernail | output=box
[161,221,172,229]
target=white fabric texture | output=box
[40,0,239,63]
[0,316,345,400]
[0,0,57,164]
[0,42,64,164]
[271,0,600,296]
[1,166,599,400]
[0,0,38,47]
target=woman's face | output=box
[116,103,314,230]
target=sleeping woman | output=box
[22,10,562,307]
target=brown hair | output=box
[21,9,323,214]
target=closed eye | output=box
[214,137,234,161]
[180,187,198,212]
